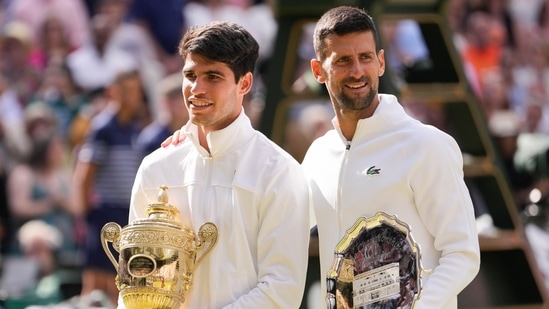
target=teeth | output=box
[348,84,364,89]
[192,102,210,106]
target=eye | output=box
[208,74,222,81]
[184,72,196,80]
[360,53,374,62]
[336,57,350,64]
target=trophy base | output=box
[121,287,185,309]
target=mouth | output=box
[344,77,369,90]
[189,98,213,108]
[345,82,367,89]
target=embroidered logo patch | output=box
[366,166,381,175]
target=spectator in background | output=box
[7,0,91,50]
[4,220,66,307]
[135,73,188,157]
[31,63,90,146]
[95,0,165,119]
[0,21,42,105]
[6,102,81,260]
[29,16,76,72]
[379,19,431,87]
[183,0,277,67]
[126,0,186,74]
[479,68,514,119]
[66,12,138,95]
[510,37,549,129]
[73,69,146,306]
[18,219,63,282]
[68,89,110,154]
[460,10,506,99]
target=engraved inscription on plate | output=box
[127,254,157,278]
[326,212,425,309]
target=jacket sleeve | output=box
[222,163,311,309]
[411,131,481,309]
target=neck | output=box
[334,97,380,140]
[197,127,210,153]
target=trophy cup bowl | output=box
[101,186,218,309]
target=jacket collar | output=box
[183,109,255,157]
[333,94,410,143]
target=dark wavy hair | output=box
[178,21,259,83]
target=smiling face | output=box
[311,31,385,119]
[182,53,252,135]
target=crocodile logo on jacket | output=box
[366,166,381,175]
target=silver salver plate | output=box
[326,212,425,309]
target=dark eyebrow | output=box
[183,69,226,77]
[205,69,225,76]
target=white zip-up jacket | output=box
[302,94,480,309]
[125,110,311,308]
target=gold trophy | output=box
[101,186,218,309]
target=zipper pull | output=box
[346,141,351,151]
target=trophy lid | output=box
[133,186,184,229]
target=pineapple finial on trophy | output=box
[145,185,180,222]
[158,185,169,203]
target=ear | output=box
[377,49,386,77]
[239,72,253,95]
[310,59,325,83]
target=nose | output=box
[348,61,363,79]
[190,78,206,95]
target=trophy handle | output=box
[101,222,122,270]
[195,222,218,266]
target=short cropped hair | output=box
[178,21,259,83]
[313,6,380,60]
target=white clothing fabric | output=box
[301,94,480,309]
[126,110,310,308]
[66,42,137,91]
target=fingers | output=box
[160,129,187,148]
[176,130,186,144]
[161,135,174,148]
[172,130,181,145]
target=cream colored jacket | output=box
[122,111,311,309]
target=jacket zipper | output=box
[337,141,351,236]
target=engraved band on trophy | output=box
[101,185,218,309]
[326,212,428,309]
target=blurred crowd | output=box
[0,0,549,307]
[448,0,549,210]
